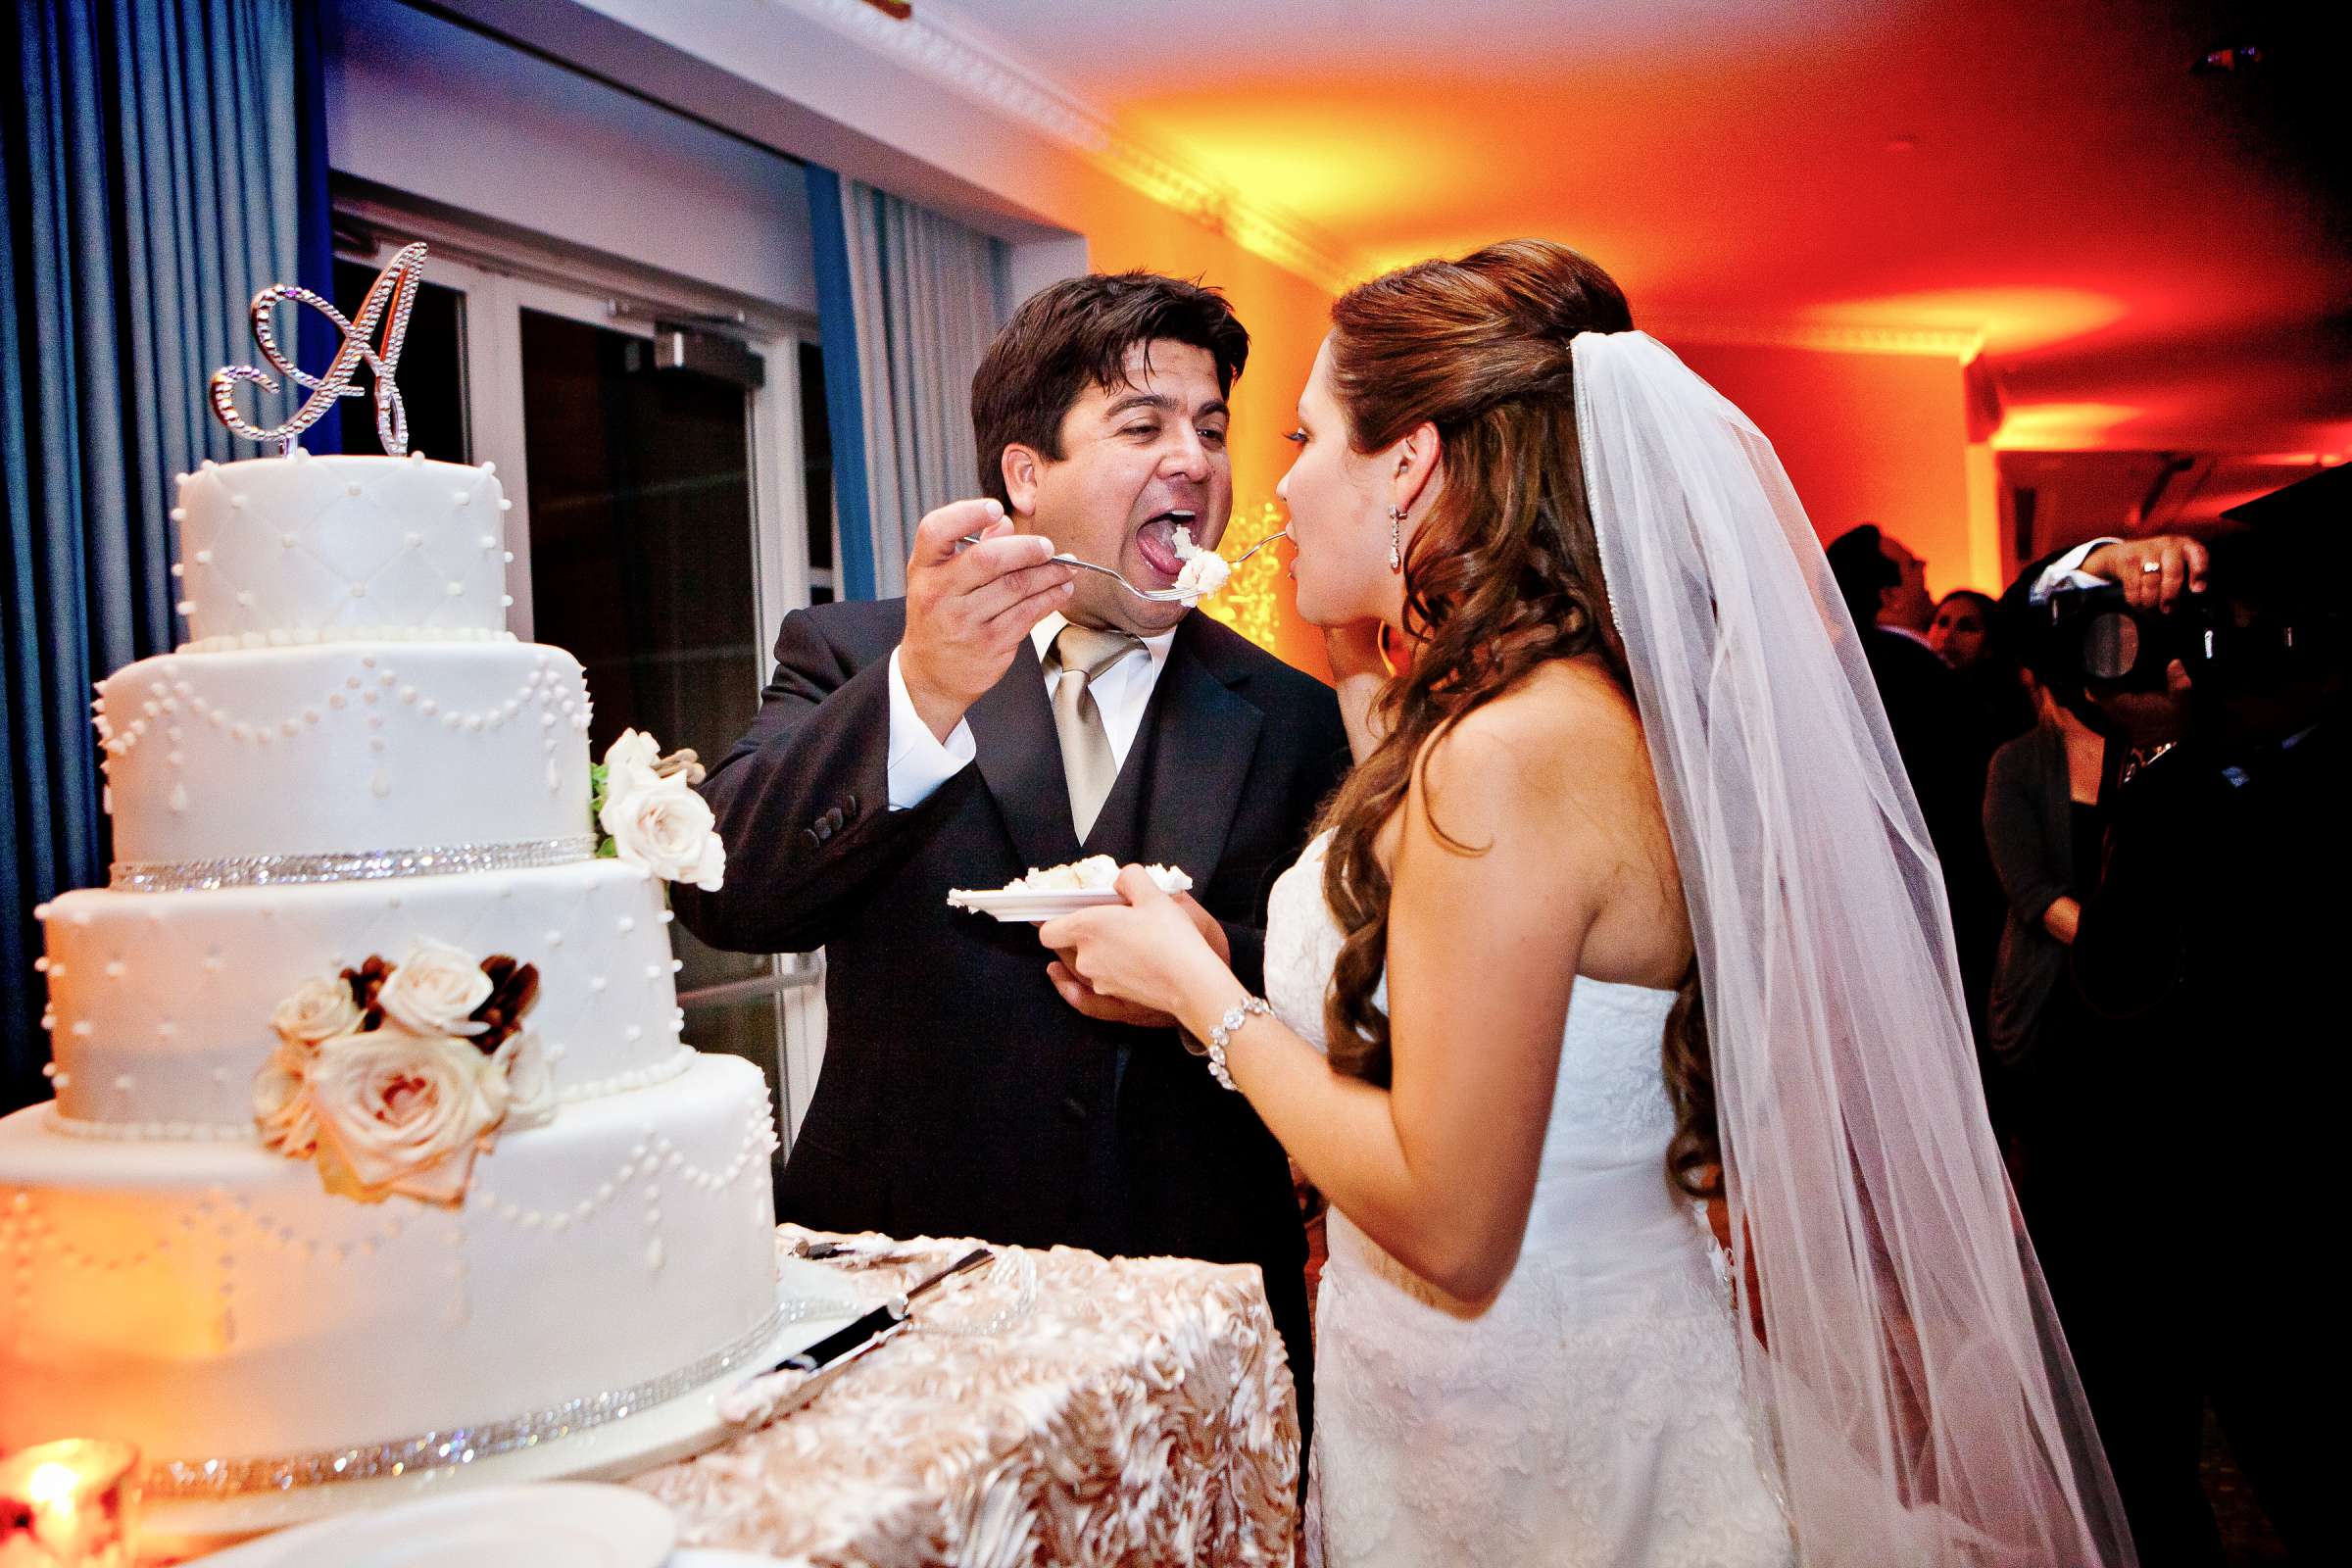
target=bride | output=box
[1040,240,2132,1566]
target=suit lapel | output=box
[1123,618,1262,881]
[967,639,1084,872]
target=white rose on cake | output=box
[601,770,727,891]
[593,727,725,890]
[374,938,493,1037]
[270,975,361,1047]
[304,1029,511,1205]
[601,726,663,803]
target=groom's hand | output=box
[899,500,1076,741]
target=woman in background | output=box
[1935,587,2036,740]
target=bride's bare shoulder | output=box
[1418,657,1644,782]
[1406,657,1652,844]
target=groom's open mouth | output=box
[1133,510,1197,582]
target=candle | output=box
[0,1441,139,1567]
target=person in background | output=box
[1979,661,2108,1172]
[1864,522,1937,637]
[1929,587,1999,667]
[2002,509,2339,1563]
[1934,588,2036,741]
[1824,525,2001,1040]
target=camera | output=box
[2038,580,2222,695]
[2035,533,2338,703]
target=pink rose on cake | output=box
[374,937,493,1037]
[305,1028,510,1205]
[591,728,725,891]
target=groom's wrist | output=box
[894,643,976,741]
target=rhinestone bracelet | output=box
[1204,996,1270,1092]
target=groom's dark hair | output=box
[972,271,1250,508]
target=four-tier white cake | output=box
[0,451,783,1507]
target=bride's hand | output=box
[1039,870,1236,1027]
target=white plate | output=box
[185,1481,674,1567]
[946,886,1131,922]
[948,867,1192,922]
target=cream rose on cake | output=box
[490,1031,557,1132]
[253,1041,321,1157]
[270,974,362,1047]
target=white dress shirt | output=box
[2031,537,2121,603]
[885,612,1179,810]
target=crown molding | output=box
[764,0,1367,294]
[1647,315,1987,360]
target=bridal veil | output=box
[1573,329,2135,1566]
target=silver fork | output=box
[955,529,1288,603]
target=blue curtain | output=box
[805,165,1008,603]
[1,0,312,1112]
[805,165,879,602]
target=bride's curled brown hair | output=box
[1313,238,1721,1199]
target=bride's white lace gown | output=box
[1268,832,1794,1567]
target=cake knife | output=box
[767,1246,994,1375]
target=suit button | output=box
[812,818,833,843]
[1061,1094,1090,1122]
[824,806,845,830]
[843,792,859,817]
[801,827,821,849]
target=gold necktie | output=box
[1048,623,1144,840]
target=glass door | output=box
[333,227,829,1148]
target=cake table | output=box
[625,1224,1300,1566]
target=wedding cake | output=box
[0,448,784,1506]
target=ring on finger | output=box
[2139,561,2162,574]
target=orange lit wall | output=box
[1669,342,1985,599]
[1157,318,1993,679]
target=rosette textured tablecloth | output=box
[628,1225,1300,1565]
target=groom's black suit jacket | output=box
[672,599,1348,1416]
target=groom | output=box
[672,272,1347,1425]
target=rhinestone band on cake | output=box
[108,834,599,892]
[140,1297,817,1500]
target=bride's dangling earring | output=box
[1388,505,1404,572]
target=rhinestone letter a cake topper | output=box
[209,242,427,455]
